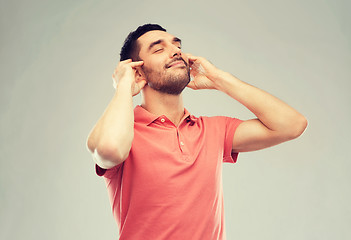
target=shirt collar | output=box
[134,105,196,126]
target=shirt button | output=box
[160,118,165,123]
[180,141,184,146]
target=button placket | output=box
[177,129,187,152]
[175,122,192,162]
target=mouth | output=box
[166,59,187,68]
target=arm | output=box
[86,60,146,169]
[186,54,307,152]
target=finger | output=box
[185,53,196,59]
[186,81,197,90]
[190,67,199,77]
[129,61,144,68]
[120,59,132,64]
[117,59,132,67]
[190,62,205,75]
[186,54,203,71]
[137,80,147,89]
[186,53,199,62]
[187,55,212,70]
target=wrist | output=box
[116,80,133,94]
[213,71,238,91]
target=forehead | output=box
[137,30,176,50]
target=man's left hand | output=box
[186,54,227,90]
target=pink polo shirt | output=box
[96,106,243,240]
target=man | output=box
[87,24,307,240]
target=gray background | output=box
[1,0,350,239]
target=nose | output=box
[170,45,182,58]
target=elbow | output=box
[86,136,95,154]
[95,142,129,168]
[87,138,130,169]
[86,132,131,168]
[286,115,308,140]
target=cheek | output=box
[182,55,189,63]
[144,58,165,70]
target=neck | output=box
[141,85,185,126]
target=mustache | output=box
[165,57,188,68]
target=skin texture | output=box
[137,31,190,95]
[87,30,307,168]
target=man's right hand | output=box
[112,59,147,96]
[87,59,145,169]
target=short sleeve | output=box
[223,117,243,163]
[95,163,123,179]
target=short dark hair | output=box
[120,24,167,61]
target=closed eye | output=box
[174,43,182,49]
[154,48,163,53]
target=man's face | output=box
[137,30,190,95]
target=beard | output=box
[142,58,190,95]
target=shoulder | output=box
[198,115,242,125]
[191,115,243,134]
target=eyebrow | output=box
[147,37,182,51]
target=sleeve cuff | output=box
[223,118,243,163]
[95,164,107,176]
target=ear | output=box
[135,66,147,83]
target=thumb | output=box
[186,81,197,90]
[137,80,147,89]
